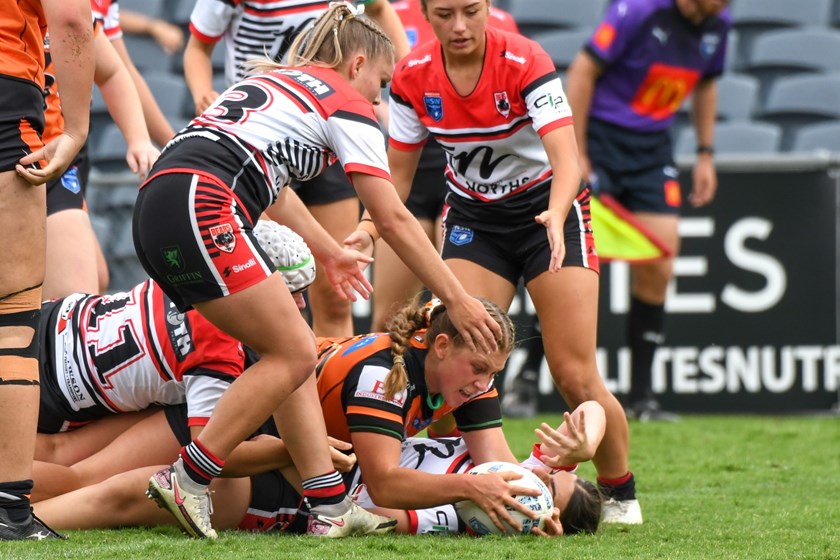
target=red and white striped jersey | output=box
[90,0,121,40]
[189,0,370,87]
[41,279,245,427]
[180,64,390,210]
[389,27,572,204]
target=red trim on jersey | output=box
[408,510,419,534]
[188,417,210,428]
[537,116,574,138]
[434,119,532,144]
[388,137,427,151]
[140,284,171,382]
[344,163,392,183]
[447,451,471,474]
[188,22,222,44]
[253,76,313,115]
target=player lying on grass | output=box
[30,222,316,498]
[33,400,605,536]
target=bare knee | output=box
[550,360,608,407]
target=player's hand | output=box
[195,91,222,116]
[690,155,717,207]
[327,437,357,473]
[322,247,373,302]
[16,132,85,185]
[149,19,185,54]
[465,471,541,534]
[535,410,593,467]
[444,295,501,355]
[342,230,375,266]
[530,507,563,537]
[534,207,566,272]
[126,141,160,180]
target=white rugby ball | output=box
[252,220,316,293]
[454,461,553,535]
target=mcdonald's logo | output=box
[630,63,701,121]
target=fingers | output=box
[326,436,353,451]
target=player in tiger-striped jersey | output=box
[0,0,94,541]
[135,3,501,539]
[369,0,640,526]
[184,0,411,338]
[312,297,548,533]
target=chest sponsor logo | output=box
[355,365,406,406]
[494,91,511,118]
[630,63,700,121]
[209,224,236,254]
[449,225,474,246]
[342,334,378,356]
[424,93,443,121]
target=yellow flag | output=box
[590,194,671,263]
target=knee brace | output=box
[0,284,42,385]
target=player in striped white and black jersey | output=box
[183,0,412,338]
[134,2,502,540]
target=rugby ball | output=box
[454,461,553,535]
[253,220,316,293]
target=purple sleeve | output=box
[586,0,653,66]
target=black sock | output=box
[627,296,665,403]
[0,480,33,523]
[597,472,636,501]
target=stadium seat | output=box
[119,0,164,18]
[730,0,832,67]
[716,73,760,121]
[172,0,197,26]
[530,30,589,72]
[674,121,782,156]
[143,72,191,120]
[759,73,840,150]
[89,123,129,173]
[123,35,174,73]
[507,0,608,37]
[742,28,840,102]
[791,121,840,152]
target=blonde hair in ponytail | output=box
[381,295,516,400]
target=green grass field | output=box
[3,415,838,560]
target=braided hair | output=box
[381,296,515,400]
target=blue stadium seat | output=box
[530,30,589,72]
[791,121,840,152]
[123,34,174,73]
[760,73,840,150]
[119,0,164,18]
[675,121,782,156]
[508,0,608,37]
[172,0,197,26]
[743,28,840,102]
[143,72,191,120]
[730,0,832,68]
[716,73,760,121]
[89,123,129,173]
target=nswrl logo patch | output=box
[449,225,473,246]
[424,93,443,121]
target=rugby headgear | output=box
[253,220,316,293]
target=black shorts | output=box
[587,118,681,215]
[291,161,356,206]
[133,170,276,312]
[406,140,448,222]
[441,182,599,285]
[0,76,44,172]
[46,148,90,216]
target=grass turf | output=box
[3,414,839,559]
